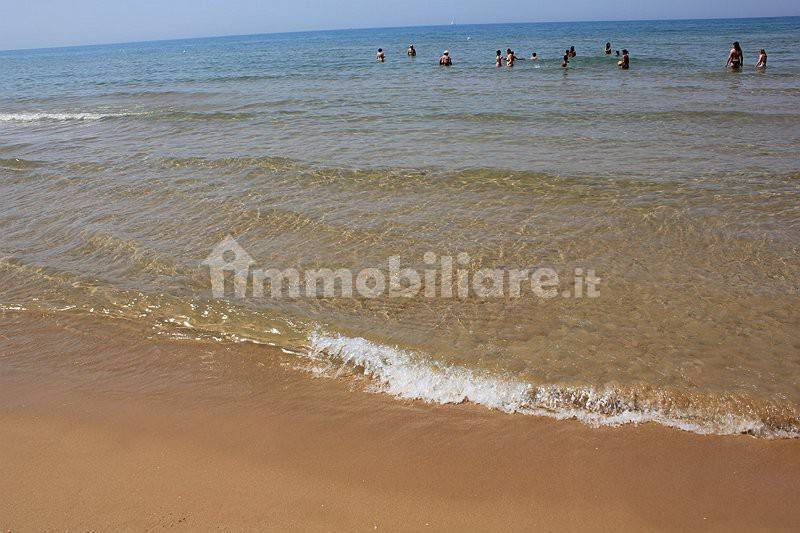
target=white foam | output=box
[0,112,135,122]
[307,331,798,439]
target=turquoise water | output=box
[2,17,799,177]
[1,18,799,437]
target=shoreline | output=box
[2,311,799,530]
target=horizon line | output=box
[1,14,797,54]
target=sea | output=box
[1,17,799,437]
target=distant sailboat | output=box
[450,17,455,25]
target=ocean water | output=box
[1,17,799,437]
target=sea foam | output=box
[307,331,799,439]
[0,112,134,122]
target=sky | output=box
[0,0,797,51]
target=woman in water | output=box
[376,48,385,62]
[530,52,538,61]
[561,52,569,68]
[569,46,576,57]
[756,49,767,70]
[605,42,612,55]
[618,49,629,69]
[505,48,518,67]
[439,50,452,66]
[726,41,743,70]
[407,44,416,57]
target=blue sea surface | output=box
[1,17,799,178]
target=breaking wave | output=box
[0,112,138,122]
[307,331,800,439]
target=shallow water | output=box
[1,18,799,437]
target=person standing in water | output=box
[407,44,416,57]
[569,46,576,57]
[505,48,519,67]
[561,51,569,68]
[618,49,629,69]
[495,50,503,67]
[605,42,612,55]
[376,48,385,62]
[530,52,538,61]
[439,50,452,66]
[726,41,743,70]
[756,49,767,70]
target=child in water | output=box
[376,48,385,62]
[756,49,767,70]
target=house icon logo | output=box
[201,235,255,298]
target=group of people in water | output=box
[376,40,768,71]
[727,41,768,70]
[380,42,630,69]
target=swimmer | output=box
[756,48,767,70]
[376,48,385,62]
[496,50,503,67]
[439,50,452,66]
[605,42,612,55]
[726,41,743,70]
[530,52,538,61]
[505,48,519,67]
[617,49,629,69]
[407,44,416,57]
[569,46,576,58]
[562,52,569,68]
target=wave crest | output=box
[0,112,136,122]
[308,331,800,439]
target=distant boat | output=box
[450,18,455,25]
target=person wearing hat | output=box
[407,44,416,57]
[439,50,452,66]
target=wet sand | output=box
[1,311,799,531]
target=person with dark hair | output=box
[505,48,520,67]
[562,51,569,68]
[439,50,452,66]
[726,41,743,69]
[618,49,629,69]
[569,46,576,57]
[407,44,416,57]
[604,42,612,55]
[376,48,385,62]
[756,48,767,70]
[530,51,538,61]
[495,50,503,67]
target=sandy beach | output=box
[2,311,798,531]
[2,15,800,529]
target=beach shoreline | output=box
[2,311,798,530]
